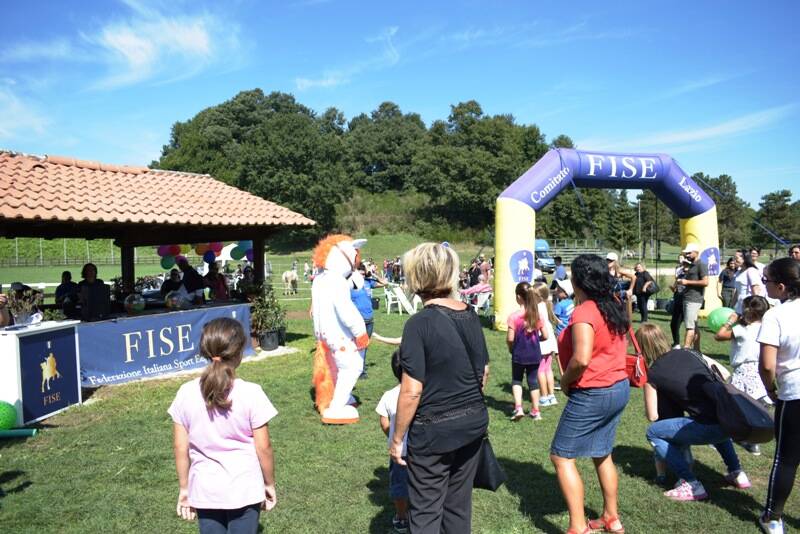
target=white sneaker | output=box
[759,516,784,534]
[549,395,558,405]
[724,470,752,489]
[672,344,681,350]
[539,396,552,407]
[664,479,708,501]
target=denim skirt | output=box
[550,379,630,459]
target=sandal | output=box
[587,515,625,533]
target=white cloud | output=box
[295,26,400,91]
[0,87,49,140]
[0,39,82,62]
[576,104,797,153]
[1,2,240,90]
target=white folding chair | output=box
[385,286,402,314]
[471,292,492,315]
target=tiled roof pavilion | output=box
[0,150,315,287]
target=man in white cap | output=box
[676,243,708,348]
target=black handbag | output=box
[434,307,507,491]
[689,351,774,444]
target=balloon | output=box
[161,255,176,269]
[124,294,146,315]
[238,240,253,250]
[168,244,181,256]
[214,248,222,257]
[707,307,736,334]
[157,245,171,257]
[210,242,223,252]
[0,401,16,430]
[195,244,209,255]
[245,249,254,261]
[203,250,217,264]
[176,254,187,264]
[230,246,246,260]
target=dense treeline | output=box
[154,89,800,250]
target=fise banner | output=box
[77,304,254,387]
[19,327,80,424]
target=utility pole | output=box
[39,238,43,266]
[63,239,67,264]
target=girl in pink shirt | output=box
[169,318,277,533]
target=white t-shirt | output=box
[730,323,761,368]
[733,267,761,314]
[376,385,407,456]
[537,301,558,355]
[757,299,800,401]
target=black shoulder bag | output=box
[434,307,507,491]
[688,350,774,444]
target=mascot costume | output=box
[311,235,369,424]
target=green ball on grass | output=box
[0,401,17,430]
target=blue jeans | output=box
[197,504,261,534]
[646,417,741,482]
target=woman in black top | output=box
[718,258,737,308]
[391,243,490,534]
[635,324,750,503]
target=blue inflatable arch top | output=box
[499,148,715,218]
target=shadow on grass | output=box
[0,470,32,500]
[283,331,310,343]
[614,444,799,529]
[499,457,592,534]
[367,465,395,534]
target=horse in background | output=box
[282,270,298,295]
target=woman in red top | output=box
[551,254,631,534]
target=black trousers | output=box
[636,293,650,322]
[406,437,482,534]
[670,295,684,346]
[764,399,800,520]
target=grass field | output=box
[0,296,796,534]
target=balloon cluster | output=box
[156,244,192,270]
[230,241,254,262]
[155,241,255,268]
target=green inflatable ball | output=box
[0,401,17,430]
[707,307,736,334]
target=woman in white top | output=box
[733,250,763,314]
[757,257,800,534]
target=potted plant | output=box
[7,288,43,325]
[250,283,287,351]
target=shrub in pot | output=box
[250,283,287,351]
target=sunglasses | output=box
[762,276,777,285]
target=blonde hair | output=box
[533,283,557,324]
[515,282,540,332]
[634,323,671,366]
[403,243,460,300]
[199,318,246,411]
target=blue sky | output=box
[1,0,798,207]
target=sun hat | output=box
[556,279,574,296]
[682,243,700,254]
[606,252,619,262]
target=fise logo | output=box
[509,250,534,283]
[701,247,720,276]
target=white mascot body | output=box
[311,235,368,424]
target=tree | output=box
[345,102,427,193]
[754,189,795,248]
[692,173,752,248]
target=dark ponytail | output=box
[199,317,246,411]
[570,254,630,336]
[767,257,800,300]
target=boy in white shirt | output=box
[376,351,409,533]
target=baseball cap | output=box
[556,279,574,296]
[606,252,618,262]
[682,243,700,254]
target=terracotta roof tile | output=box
[0,151,315,228]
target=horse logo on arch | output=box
[41,352,62,393]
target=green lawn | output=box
[0,301,796,533]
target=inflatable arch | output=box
[494,148,720,330]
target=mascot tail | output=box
[312,341,336,414]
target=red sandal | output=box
[587,515,625,533]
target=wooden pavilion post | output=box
[252,237,265,286]
[120,244,135,294]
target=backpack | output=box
[512,325,543,366]
[689,351,774,444]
